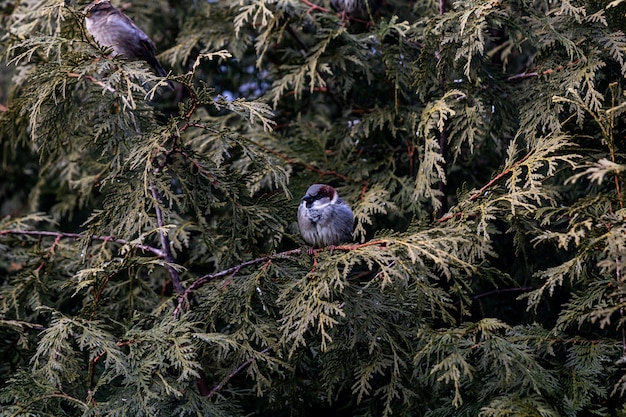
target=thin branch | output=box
[174,147,222,187]
[618,257,626,356]
[67,72,140,132]
[437,151,532,222]
[436,0,448,218]
[281,86,329,98]
[300,0,369,24]
[149,184,184,295]
[173,248,302,318]
[173,240,388,317]
[34,234,61,274]
[88,339,136,400]
[313,239,387,254]
[0,229,164,257]
[470,286,534,301]
[301,0,328,13]
[447,287,535,307]
[67,72,135,110]
[506,60,581,81]
[12,392,89,415]
[206,346,273,398]
[468,153,532,201]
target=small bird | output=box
[298,184,354,248]
[84,0,167,78]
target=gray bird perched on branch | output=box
[84,0,168,78]
[298,184,354,248]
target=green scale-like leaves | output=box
[2,0,626,416]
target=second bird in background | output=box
[84,0,168,78]
[298,184,354,248]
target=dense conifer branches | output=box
[1,0,626,415]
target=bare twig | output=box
[506,60,581,81]
[206,346,273,398]
[468,152,531,201]
[88,339,136,399]
[149,184,184,295]
[173,248,302,318]
[173,240,388,317]
[67,72,135,110]
[33,234,62,274]
[67,72,141,132]
[447,286,535,307]
[301,0,328,13]
[470,286,534,302]
[174,147,222,188]
[0,229,164,257]
[618,258,626,356]
[436,0,448,219]
[437,152,532,222]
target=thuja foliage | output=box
[1,0,626,415]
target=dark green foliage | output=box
[2,0,626,415]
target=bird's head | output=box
[85,0,112,16]
[302,184,338,209]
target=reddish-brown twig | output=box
[174,240,387,317]
[173,248,303,318]
[506,60,581,81]
[307,239,387,256]
[88,339,137,401]
[468,152,531,201]
[206,346,273,398]
[437,151,532,222]
[174,147,222,188]
[0,229,164,257]
[302,0,330,13]
[34,234,62,274]
[149,184,184,295]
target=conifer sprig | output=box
[2,0,626,415]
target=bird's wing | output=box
[107,9,157,51]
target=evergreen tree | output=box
[1,0,626,415]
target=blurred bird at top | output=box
[84,0,168,78]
